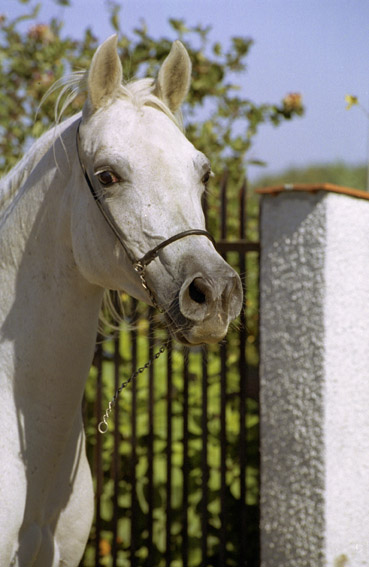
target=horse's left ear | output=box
[155,41,192,112]
[87,34,122,112]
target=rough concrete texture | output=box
[324,193,369,566]
[259,191,369,567]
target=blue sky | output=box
[5,0,369,180]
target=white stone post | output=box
[258,186,369,567]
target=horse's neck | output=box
[1,116,76,220]
[0,117,103,437]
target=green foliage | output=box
[253,162,367,191]
[0,0,303,183]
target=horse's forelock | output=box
[42,71,183,131]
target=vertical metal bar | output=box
[219,171,228,567]
[201,348,209,565]
[130,300,138,567]
[220,171,228,240]
[165,339,173,567]
[256,212,262,567]
[112,328,120,566]
[94,341,103,567]
[147,308,155,566]
[200,173,211,566]
[238,180,248,566]
[182,349,189,567]
[219,340,227,567]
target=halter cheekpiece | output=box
[75,120,215,311]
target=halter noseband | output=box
[75,121,215,310]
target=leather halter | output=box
[75,121,215,307]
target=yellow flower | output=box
[345,95,359,110]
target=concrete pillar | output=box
[258,186,369,567]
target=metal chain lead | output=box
[133,261,164,313]
[98,342,167,434]
[98,264,166,434]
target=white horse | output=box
[0,35,242,565]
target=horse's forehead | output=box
[93,102,194,159]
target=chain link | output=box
[133,261,164,313]
[98,343,167,434]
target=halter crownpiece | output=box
[75,120,215,310]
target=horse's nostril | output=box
[189,279,207,304]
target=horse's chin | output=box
[164,314,227,346]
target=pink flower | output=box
[282,92,303,112]
[28,24,54,44]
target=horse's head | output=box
[73,35,242,345]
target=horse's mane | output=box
[44,69,184,131]
[0,116,78,222]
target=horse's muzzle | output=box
[166,268,243,345]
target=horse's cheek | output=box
[70,202,109,285]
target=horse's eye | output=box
[202,170,211,185]
[96,170,120,186]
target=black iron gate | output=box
[80,177,260,567]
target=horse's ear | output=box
[154,41,192,112]
[87,34,122,112]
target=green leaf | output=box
[108,1,121,32]
[168,18,189,34]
